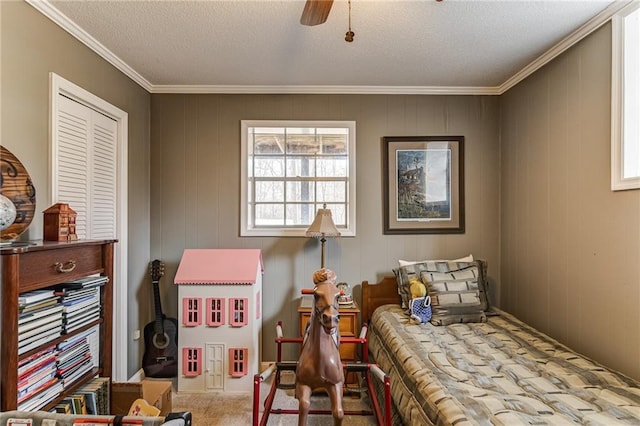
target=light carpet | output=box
[171,371,379,425]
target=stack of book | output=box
[17,345,63,411]
[54,376,110,415]
[56,331,95,389]
[53,275,107,334]
[18,290,63,356]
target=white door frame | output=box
[49,72,129,381]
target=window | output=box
[228,348,248,377]
[182,347,202,377]
[229,298,248,327]
[206,298,225,326]
[612,3,640,190]
[182,298,202,326]
[241,121,356,237]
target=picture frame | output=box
[383,136,465,234]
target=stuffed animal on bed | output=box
[409,277,427,298]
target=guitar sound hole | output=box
[153,332,170,349]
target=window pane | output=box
[286,156,316,177]
[317,181,346,202]
[321,203,346,227]
[255,181,284,202]
[254,157,284,177]
[317,157,348,177]
[255,204,284,226]
[286,181,314,202]
[318,128,348,154]
[286,128,318,154]
[286,203,316,226]
[254,128,285,154]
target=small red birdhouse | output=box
[43,203,78,241]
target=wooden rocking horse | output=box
[295,268,344,426]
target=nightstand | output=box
[298,296,361,387]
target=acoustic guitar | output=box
[142,260,178,378]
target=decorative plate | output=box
[1,146,36,242]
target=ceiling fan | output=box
[300,0,334,26]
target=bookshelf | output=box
[1,239,115,411]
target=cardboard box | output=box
[111,380,172,416]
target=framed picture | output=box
[383,136,465,234]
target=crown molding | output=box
[26,0,153,92]
[498,0,635,94]
[29,0,635,96]
[150,85,501,95]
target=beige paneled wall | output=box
[1,1,151,378]
[500,23,640,380]
[150,94,501,361]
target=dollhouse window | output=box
[183,298,202,326]
[206,298,225,326]
[229,348,248,377]
[229,298,248,326]
[182,347,202,377]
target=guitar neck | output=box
[152,279,165,333]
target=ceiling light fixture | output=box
[345,0,354,42]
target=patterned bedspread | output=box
[368,304,640,425]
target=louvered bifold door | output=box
[55,95,117,239]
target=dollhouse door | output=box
[206,343,224,390]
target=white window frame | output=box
[240,120,356,237]
[612,2,640,191]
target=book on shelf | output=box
[18,311,64,335]
[77,376,110,415]
[18,345,57,377]
[55,399,73,414]
[17,371,57,402]
[74,389,98,415]
[18,289,56,306]
[19,319,64,342]
[17,375,60,405]
[18,327,63,355]
[57,342,90,366]
[60,359,94,389]
[19,298,59,314]
[18,364,57,391]
[18,305,64,325]
[18,380,63,412]
[62,295,100,314]
[51,275,108,292]
[58,285,99,298]
[71,393,88,415]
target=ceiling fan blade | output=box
[300,0,334,26]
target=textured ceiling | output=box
[40,0,623,93]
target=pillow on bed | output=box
[419,261,488,325]
[395,257,476,310]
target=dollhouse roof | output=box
[174,249,263,285]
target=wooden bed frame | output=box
[361,276,400,325]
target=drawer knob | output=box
[55,260,77,273]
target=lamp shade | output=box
[305,205,341,238]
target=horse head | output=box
[312,268,341,336]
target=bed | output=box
[361,260,640,425]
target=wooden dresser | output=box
[0,239,115,411]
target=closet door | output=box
[54,94,117,239]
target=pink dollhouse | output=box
[174,248,263,393]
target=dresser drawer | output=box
[18,244,104,291]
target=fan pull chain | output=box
[345,0,354,42]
